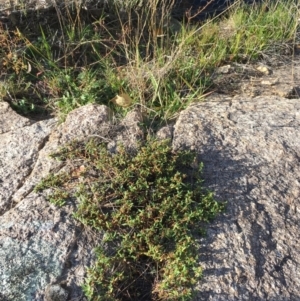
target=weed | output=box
[35,138,225,300]
[34,172,71,192]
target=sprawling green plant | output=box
[35,138,224,300]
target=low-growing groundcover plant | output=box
[35,138,225,300]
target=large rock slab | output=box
[173,94,300,300]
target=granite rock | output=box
[0,102,56,214]
[173,93,300,300]
[0,103,143,301]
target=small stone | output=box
[256,64,272,75]
[216,65,233,74]
[274,85,296,98]
[156,125,174,140]
[44,284,68,301]
[261,78,279,86]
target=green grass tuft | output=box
[0,0,298,122]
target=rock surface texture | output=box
[1,58,300,300]
[172,59,300,300]
[173,95,300,301]
[0,103,143,301]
